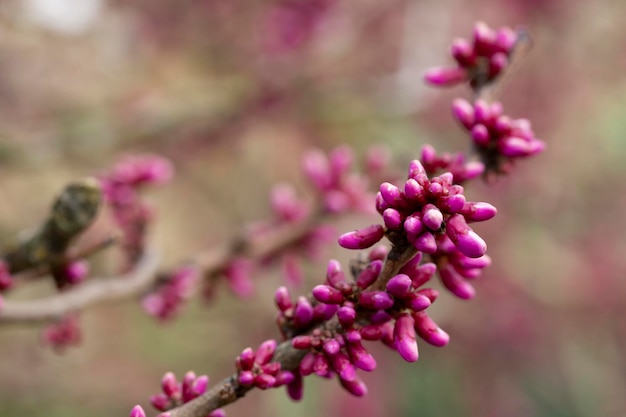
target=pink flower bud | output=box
[347,341,377,371]
[407,160,426,179]
[340,376,368,397]
[423,66,467,86]
[300,352,316,376]
[450,37,475,66]
[359,291,395,310]
[275,370,295,386]
[326,259,345,287]
[130,405,147,417]
[293,296,313,327]
[64,260,89,285]
[313,353,330,376]
[439,264,475,299]
[302,149,331,191]
[238,348,255,370]
[404,178,425,201]
[456,254,492,269]
[461,202,497,222]
[192,375,209,396]
[471,124,490,146]
[383,208,403,230]
[338,224,385,250]
[255,373,276,390]
[330,352,356,381]
[406,293,432,311]
[255,340,277,365]
[412,232,437,254]
[287,371,304,401]
[323,338,341,356]
[413,311,450,347]
[274,286,292,312]
[337,305,356,328]
[452,99,475,129]
[150,394,170,411]
[393,314,419,362]
[356,259,382,289]
[238,370,255,386]
[161,372,179,398]
[422,204,444,231]
[293,335,313,349]
[312,285,344,304]
[386,274,412,297]
[446,214,487,258]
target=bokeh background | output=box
[1,0,625,416]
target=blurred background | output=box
[1,0,625,416]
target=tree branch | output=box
[0,248,159,324]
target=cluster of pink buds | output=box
[99,155,173,264]
[431,235,492,299]
[420,144,484,184]
[275,286,337,337]
[142,266,199,321]
[41,314,82,352]
[236,340,295,390]
[303,146,372,214]
[424,21,521,89]
[452,99,545,173]
[130,371,225,417]
[339,159,496,259]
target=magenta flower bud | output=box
[150,394,170,411]
[312,285,344,304]
[417,288,439,302]
[439,264,475,299]
[496,26,517,51]
[347,341,377,371]
[326,259,345,288]
[452,98,475,129]
[383,208,403,230]
[303,149,331,191]
[275,370,295,386]
[330,352,356,382]
[330,145,353,179]
[473,99,491,123]
[292,335,313,349]
[368,245,389,261]
[420,144,437,165]
[345,329,362,343]
[209,410,226,417]
[386,274,412,297]
[379,182,404,207]
[427,181,443,197]
[313,303,338,321]
[413,232,437,254]
[438,194,466,213]
[313,353,330,376]
[182,371,197,396]
[404,214,425,240]
[366,144,390,173]
[393,314,419,362]
[286,371,303,401]
[473,21,496,51]
[407,159,426,179]
[274,286,292,312]
[261,362,281,376]
[300,352,316,376]
[323,338,341,356]
[461,202,497,222]
[337,305,356,328]
[370,310,393,324]
[238,370,254,387]
[410,263,437,288]
[471,124,490,146]
[192,375,209,396]
[456,254,491,269]
[404,178,424,202]
[450,37,474,65]
[255,339,277,365]
[489,52,508,76]
[324,190,351,213]
[161,372,179,398]
[423,66,467,86]
[130,405,147,417]
[360,324,384,340]
[413,312,450,347]
[340,376,368,397]
[446,214,487,258]
[157,413,172,417]
[375,192,390,214]
[338,224,385,250]
[407,293,432,311]
[293,296,314,327]
[462,161,485,180]
[64,260,89,285]
[499,137,534,157]
[455,266,482,279]
[359,291,395,310]
[422,204,444,231]
[255,373,276,390]
[239,347,255,370]
[356,259,382,289]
